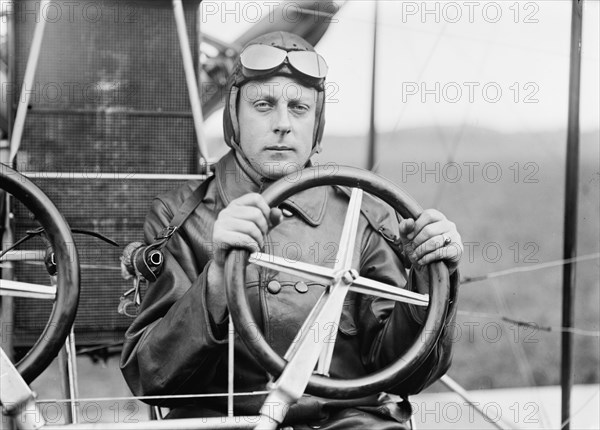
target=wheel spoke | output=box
[249,252,335,284]
[283,288,329,362]
[0,280,56,300]
[317,188,363,376]
[350,276,429,306]
[261,279,351,413]
[332,188,363,272]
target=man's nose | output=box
[272,104,291,135]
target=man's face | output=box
[238,76,317,180]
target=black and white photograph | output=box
[1,1,598,429]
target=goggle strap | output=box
[228,86,241,144]
[313,91,325,151]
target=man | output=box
[121,31,462,429]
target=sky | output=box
[200,0,600,137]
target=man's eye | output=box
[254,101,271,110]
[291,104,309,113]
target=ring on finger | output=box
[442,234,452,247]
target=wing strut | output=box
[561,1,585,429]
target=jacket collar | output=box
[215,151,327,227]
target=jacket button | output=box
[267,280,281,294]
[294,281,308,293]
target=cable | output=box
[36,391,271,405]
[461,252,600,284]
[371,22,449,174]
[457,310,600,338]
[559,388,600,429]
[429,29,499,208]
[490,279,552,428]
[13,260,122,271]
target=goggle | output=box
[240,44,328,79]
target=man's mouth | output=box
[265,146,293,151]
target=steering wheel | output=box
[225,166,450,402]
[0,163,80,383]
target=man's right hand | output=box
[212,193,283,268]
[206,193,282,320]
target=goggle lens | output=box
[239,45,287,71]
[287,51,328,79]
[240,44,328,79]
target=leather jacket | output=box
[120,151,459,426]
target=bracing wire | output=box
[461,252,600,284]
[36,391,271,405]
[371,21,449,174]
[560,388,600,429]
[490,278,552,428]
[457,310,600,338]
[11,252,600,281]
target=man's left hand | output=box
[398,209,462,273]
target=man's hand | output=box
[212,193,283,269]
[206,193,282,320]
[398,209,462,273]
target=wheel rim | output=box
[226,166,450,399]
[0,163,80,383]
